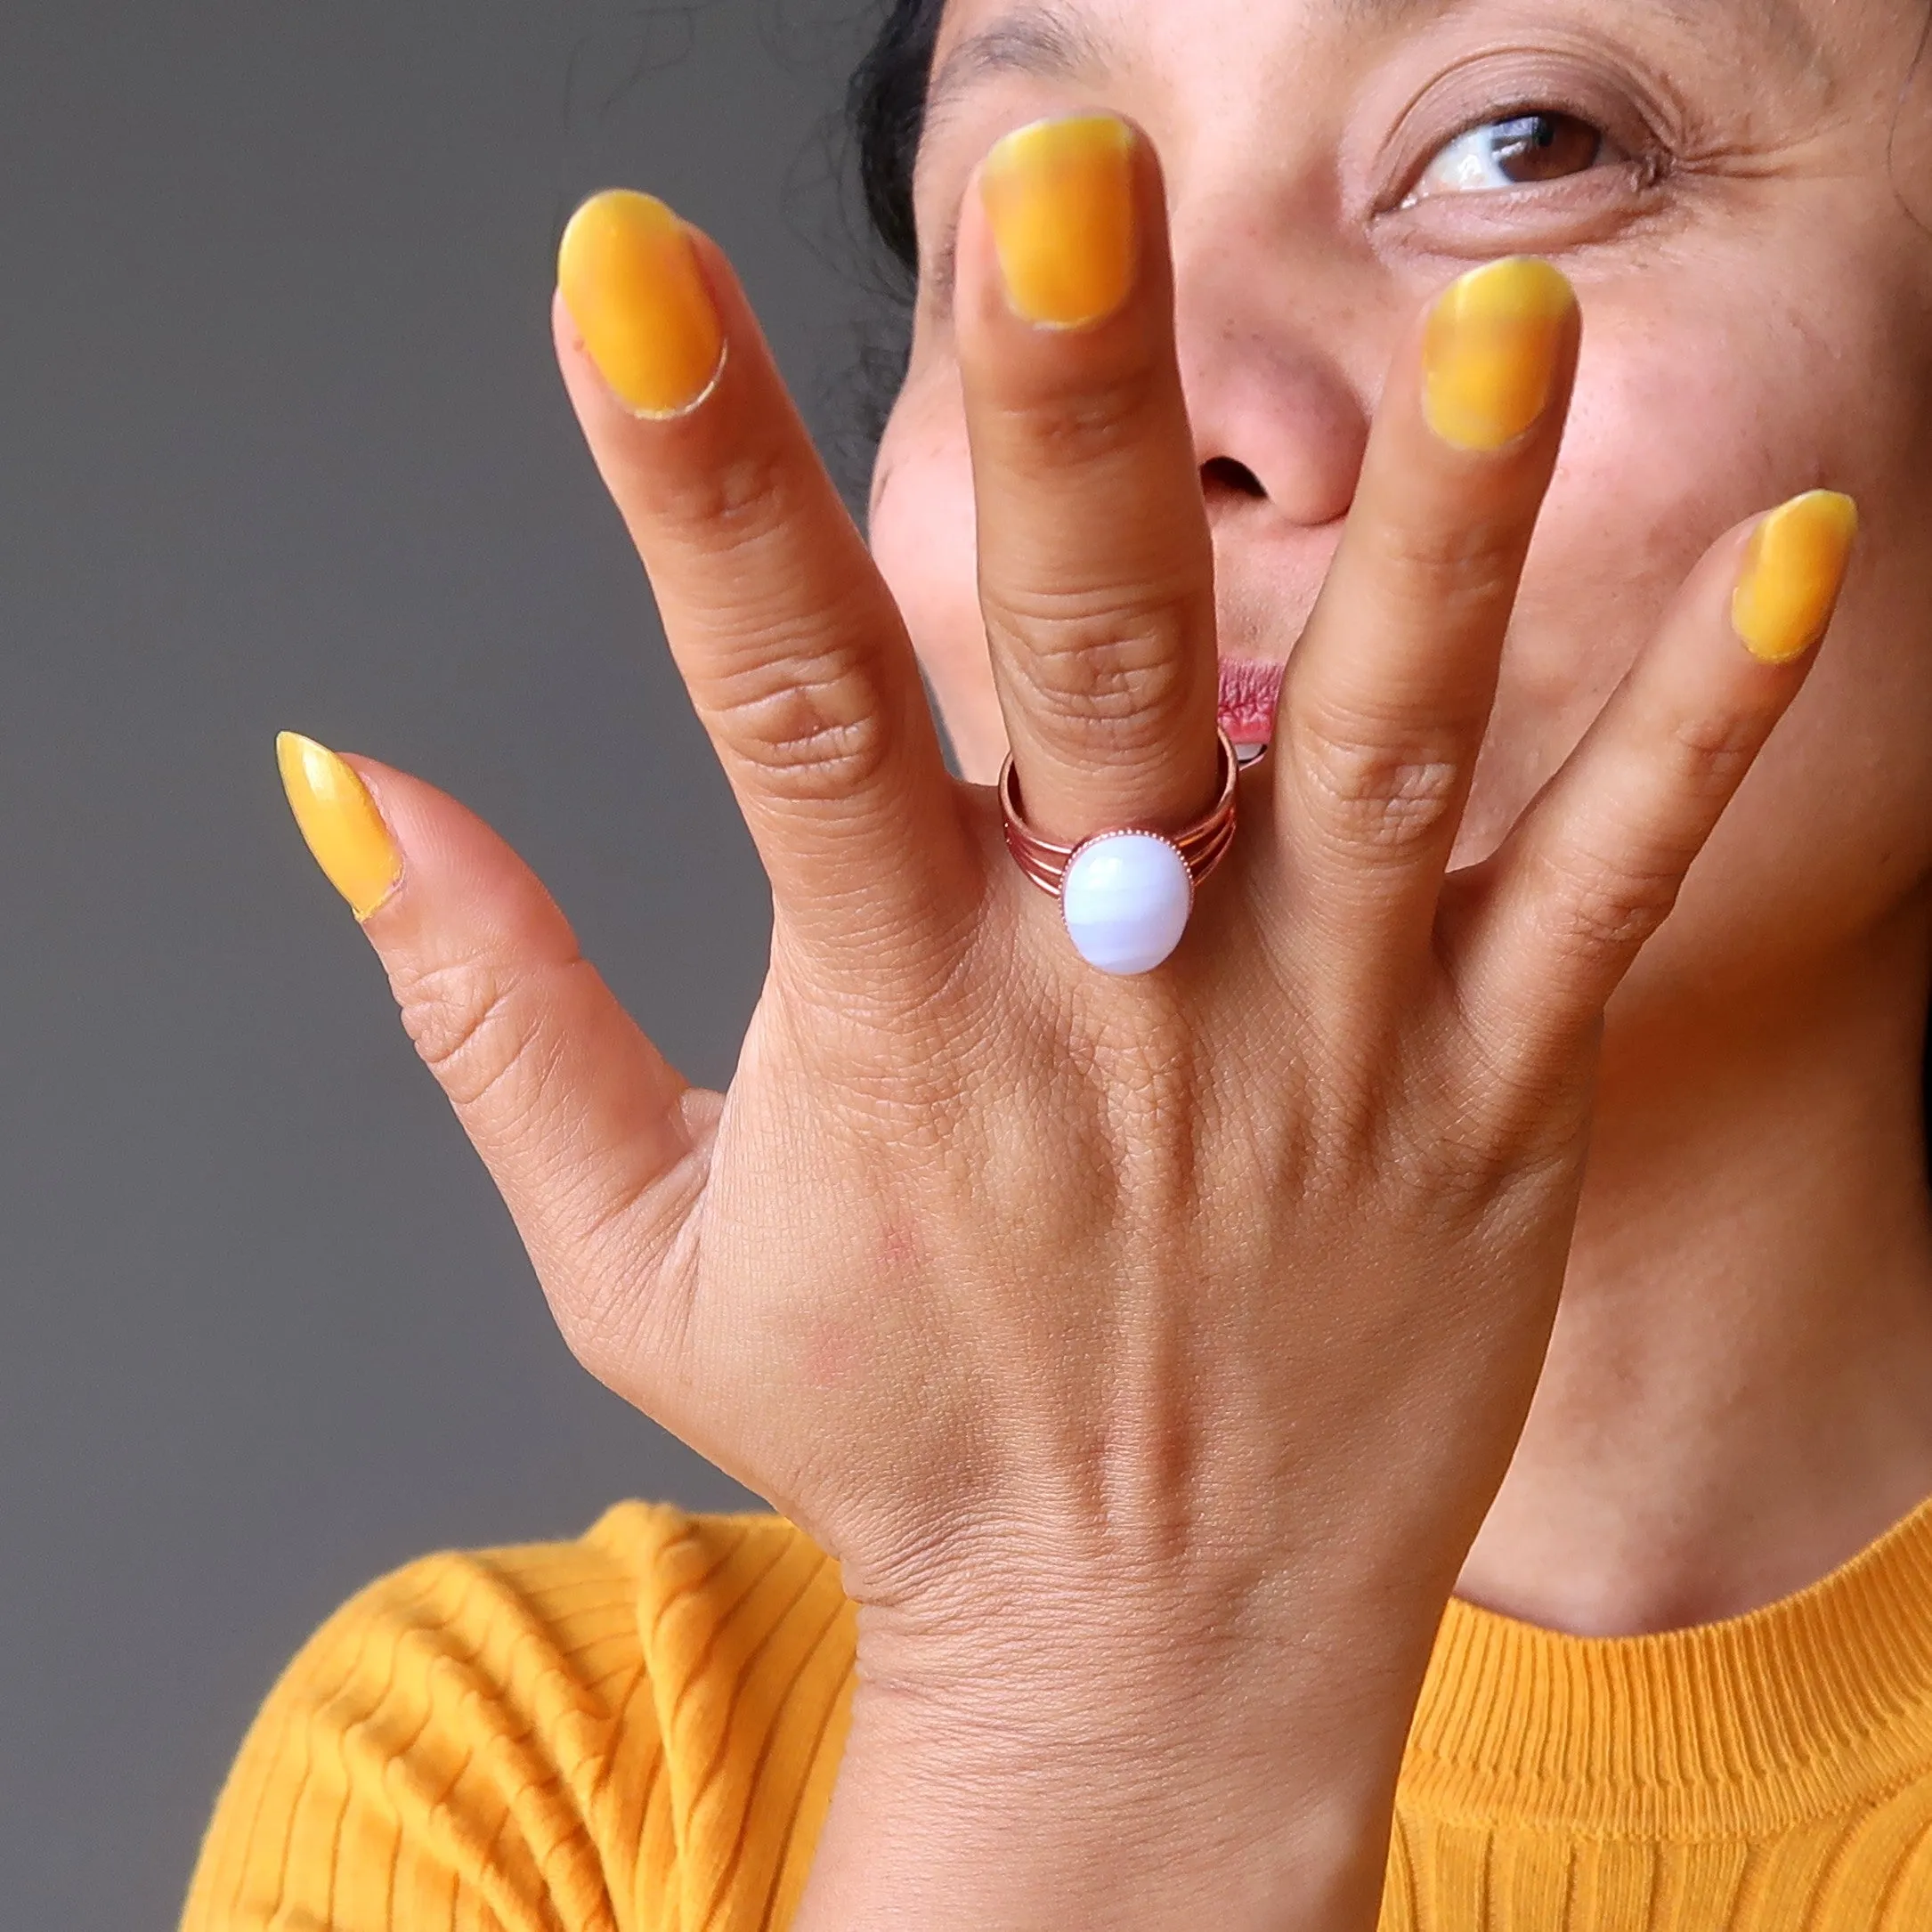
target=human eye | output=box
[1404,110,1618,206]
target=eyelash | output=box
[923,81,1670,301]
[1402,110,1618,206]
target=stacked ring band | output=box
[999,728,1242,976]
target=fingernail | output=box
[276,732,402,921]
[979,113,1138,329]
[1421,257,1576,451]
[556,191,726,418]
[1731,490,1858,663]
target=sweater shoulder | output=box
[181,1505,855,1932]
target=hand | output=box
[279,118,1851,1929]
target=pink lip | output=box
[1217,657,1285,747]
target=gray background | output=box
[0,4,889,1923]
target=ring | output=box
[999,729,1242,976]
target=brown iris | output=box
[1487,112,1603,184]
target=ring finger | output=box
[1271,256,1580,997]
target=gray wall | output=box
[0,5,884,1923]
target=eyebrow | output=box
[915,0,1449,303]
[916,0,1828,300]
[923,5,1110,131]
[921,0,1458,121]
[924,0,1826,130]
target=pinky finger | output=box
[1454,489,1857,1066]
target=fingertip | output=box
[977,112,1142,330]
[555,189,726,420]
[1419,257,1579,455]
[1731,489,1859,666]
[275,730,403,921]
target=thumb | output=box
[273,731,716,1411]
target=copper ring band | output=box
[999,728,1243,897]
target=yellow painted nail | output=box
[276,732,402,921]
[1421,257,1577,452]
[979,114,1138,329]
[1731,490,1858,663]
[556,191,725,418]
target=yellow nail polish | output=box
[1421,257,1576,452]
[556,191,725,418]
[276,732,402,921]
[1731,490,1858,663]
[979,114,1137,329]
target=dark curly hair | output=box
[837,0,946,481]
[849,0,946,286]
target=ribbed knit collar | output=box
[1402,1494,1932,1835]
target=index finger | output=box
[554,191,978,980]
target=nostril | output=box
[1201,455,1266,499]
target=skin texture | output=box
[281,0,1932,1925]
[871,0,1932,1636]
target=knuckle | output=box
[1371,507,1524,613]
[1437,1006,1593,1172]
[1291,705,1463,858]
[392,954,553,1116]
[998,367,1162,470]
[1657,706,1763,803]
[643,439,793,551]
[1532,839,1685,962]
[702,624,896,803]
[987,585,1204,750]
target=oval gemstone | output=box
[1059,832,1192,975]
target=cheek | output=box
[870,377,1009,780]
[1473,265,1932,1003]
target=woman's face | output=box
[870,0,1932,1026]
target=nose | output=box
[1171,243,1371,537]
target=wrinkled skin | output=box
[314,0,1932,1926]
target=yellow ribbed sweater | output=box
[182,1495,1932,1930]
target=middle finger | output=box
[955,113,1222,848]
